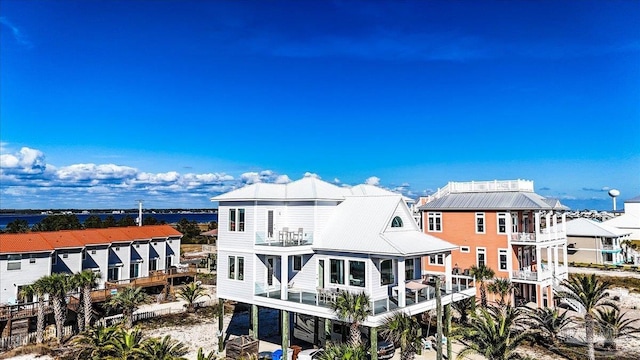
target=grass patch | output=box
[596,275,640,294]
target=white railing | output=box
[202,244,216,253]
[512,269,552,282]
[0,325,73,350]
[510,230,566,243]
[426,180,534,202]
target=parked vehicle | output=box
[297,348,325,360]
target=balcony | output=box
[510,230,566,244]
[254,275,475,316]
[601,244,621,253]
[255,231,314,247]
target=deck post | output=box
[436,277,443,360]
[370,326,378,360]
[282,310,289,360]
[251,304,259,339]
[445,303,452,360]
[218,298,224,353]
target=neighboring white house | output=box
[0,225,183,304]
[604,195,640,241]
[562,218,631,265]
[212,176,475,357]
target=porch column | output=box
[281,254,289,300]
[370,327,378,360]
[561,212,567,233]
[218,298,224,352]
[562,244,568,268]
[535,247,542,281]
[397,258,406,307]
[554,246,560,272]
[552,213,558,239]
[545,212,551,234]
[281,310,289,360]
[546,246,552,272]
[445,252,452,293]
[534,212,541,236]
[251,304,259,340]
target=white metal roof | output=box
[315,195,456,256]
[603,213,640,229]
[564,218,631,238]
[418,192,560,211]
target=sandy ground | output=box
[6,285,640,360]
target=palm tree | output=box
[556,274,617,360]
[40,272,72,343]
[71,324,118,360]
[329,290,372,346]
[528,307,572,345]
[487,278,517,306]
[380,312,421,360]
[318,342,366,360]
[143,335,189,360]
[456,305,531,360]
[469,265,495,308]
[106,287,149,329]
[176,282,209,313]
[74,270,101,330]
[107,327,150,360]
[451,296,475,325]
[196,348,216,360]
[595,308,640,350]
[19,281,47,344]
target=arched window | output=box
[391,216,403,228]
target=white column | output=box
[397,258,406,307]
[445,252,452,293]
[545,213,551,234]
[563,244,568,268]
[554,246,560,271]
[546,246,552,271]
[281,254,289,300]
[534,212,541,236]
[561,212,567,234]
[535,247,542,281]
[552,212,558,239]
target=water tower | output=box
[608,189,620,211]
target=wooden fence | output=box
[0,325,73,350]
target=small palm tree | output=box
[75,270,101,329]
[487,278,517,306]
[469,265,495,308]
[71,324,118,360]
[40,272,72,342]
[595,308,640,350]
[176,282,209,313]
[107,327,150,360]
[380,312,421,360]
[106,287,149,329]
[20,281,47,344]
[143,335,189,360]
[528,307,572,345]
[329,290,372,346]
[556,274,617,360]
[318,342,366,360]
[456,305,531,360]
[196,348,217,360]
[451,296,475,325]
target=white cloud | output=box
[241,172,261,184]
[365,176,380,186]
[333,178,341,184]
[0,147,47,174]
[275,175,291,184]
[303,172,321,179]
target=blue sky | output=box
[1,0,638,210]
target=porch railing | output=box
[255,231,314,247]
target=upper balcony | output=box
[510,229,566,245]
[255,230,315,247]
[427,179,534,201]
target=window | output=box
[511,213,518,233]
[427,212,442,232]
[29,255,36,264]
[405,258,415,280]
[391,216,403,228]
[108,267,119,281]
[136,244,140,248]
[349,261,365,287]
[293,256,302,271]
[228,256,236,279]
[497,213,507,234]
[114,247,120,252]
[523,214,529,233]
[476,213,485,233]
[477,248,486,267]
[130,263,140,278]
[498,249,508,271]
[229,209,246,232]
[7,254,21,270]
[62,252,69,259]
[460,246,470,253]
[330,259,345,285]
[238,257,244,281]
[380,259,394,285]
[149,258,158,271]
[91,250,96,255]
[429,254,444,266]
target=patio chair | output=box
[279,227,289,243]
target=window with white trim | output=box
[427,212,442,232]
[29,254,36,264]
[475,213,485,233]
[497,213,507,234]
[460,246,470,253]
[330,259,345,285]
[238,257,244,280]
[380,259,394,285]
[349,260,365,287]
[511,213,518,233]
[62,252,69,259]
[477,247,486,267]
[228,208,246,232]
[293,255,302,271]
[498,249,508,271]
[405,258,416,280]
[428,254,445,266]
[228,256,235,279]
[7,254,21,270]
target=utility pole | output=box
[136,200,143,226]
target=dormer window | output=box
[391,216,403,228]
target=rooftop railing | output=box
[428,179,534,201]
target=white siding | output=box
[0,252,52,304]
[53,248,83,274]
[83,245,109,289]
[219,202,256,250]
[150,240,166,271]
[131,241,149,278]
[217,249,254,301]
[289,254,316,290]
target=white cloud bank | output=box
[1,146,418,209]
